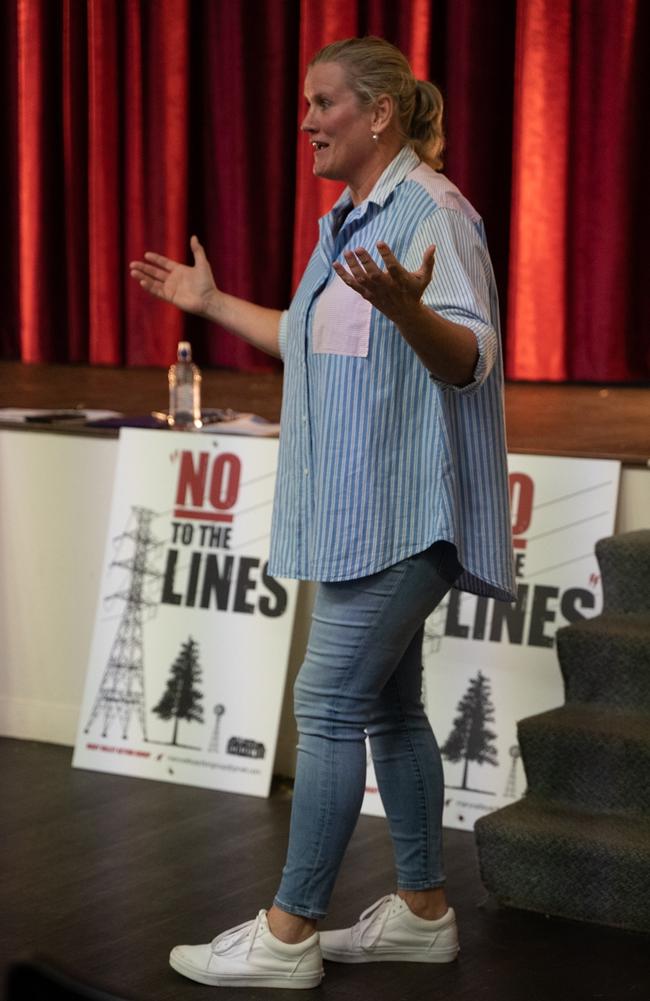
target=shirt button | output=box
[304,468,309,476]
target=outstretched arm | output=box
[333,242,479,386]
[130,236,282,359]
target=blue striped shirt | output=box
[268,145,516,602]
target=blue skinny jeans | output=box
[273,541,461,920]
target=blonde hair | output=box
[310,36,445,170]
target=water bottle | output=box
[168,341,202,429]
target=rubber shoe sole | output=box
[319,941,459,964]
[169,947,324,988]
[319,896,460,965]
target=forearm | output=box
[202,291,283,359]
[395,300,479,386]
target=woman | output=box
[130,36,515,991]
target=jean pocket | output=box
[312,274,371,357]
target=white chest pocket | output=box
[312,273,372,357]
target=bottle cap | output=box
[177,340,192,360]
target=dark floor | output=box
[1,738,647,1001]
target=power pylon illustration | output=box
[84,507,163,740]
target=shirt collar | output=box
[364,144,421,207]
[328,144,421,220]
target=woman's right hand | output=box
[129,235,218,317]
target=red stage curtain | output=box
[2,0,648,380]
[507,0,647,380]
[5,0,300,371]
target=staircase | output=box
[474,530,650,933]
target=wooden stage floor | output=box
[0,362,648,466]
[1,738,646,1001]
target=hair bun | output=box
[410,81,445,169]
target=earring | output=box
[371,132,379,142]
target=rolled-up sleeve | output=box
[405,208,499,395]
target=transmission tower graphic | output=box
[84,507,163,740]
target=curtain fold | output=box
[87,0,123,364]
[507,0,648,380]
[443,0,516,331]
[2,0,648,381]
[16,0,55,362]
[0,2,19,360]
[63,0,89,362]
[124,0,190,366]
[506,0,571,380]
[567,0,638,380]
[197,0,300,370]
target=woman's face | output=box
[301,62,377,190]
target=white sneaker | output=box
[319,894,459,964]
[169,910,324,988]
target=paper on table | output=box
[199,412,280,437]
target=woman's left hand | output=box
[332,241,436,324]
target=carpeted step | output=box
[518,705,650,815]
[475,796,650,932]
[556,613,650,710]
[596,530,650,614]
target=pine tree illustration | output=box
[152,637,204,746]
[440,671,498,793]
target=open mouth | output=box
[311,141,329,151]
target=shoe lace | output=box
[211,911,264,959]
[355,895,394,950]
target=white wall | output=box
[0,432,118,744]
